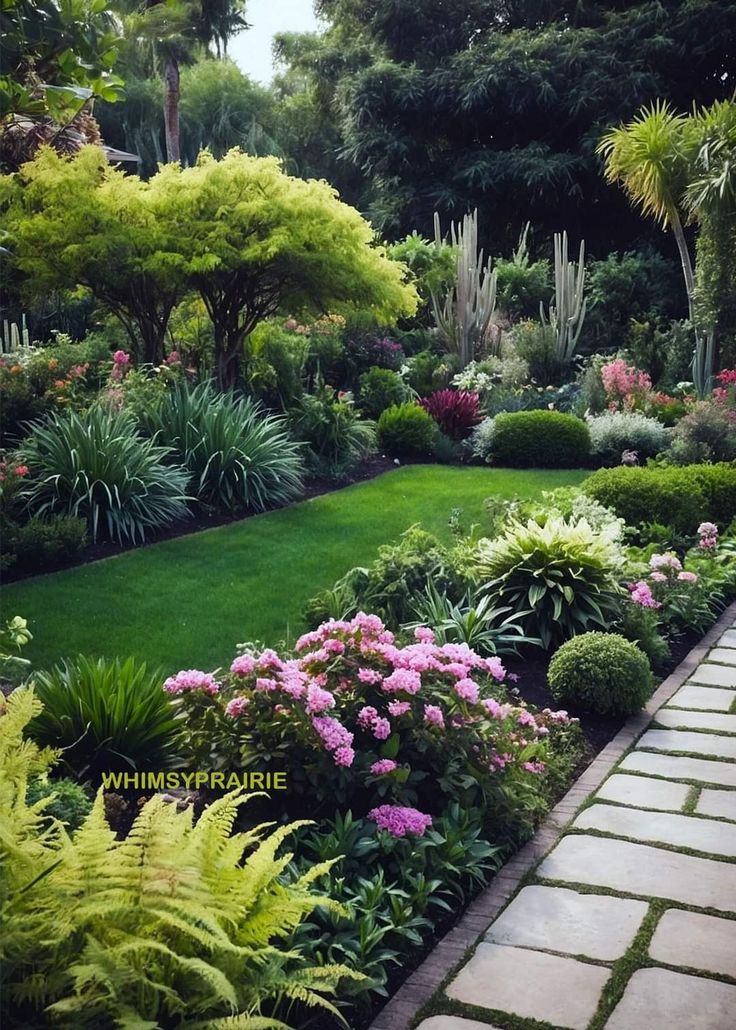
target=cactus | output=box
[540,232,586,366]
[431,209,497,368]
[1,313,29,352]
[692,329,715,398]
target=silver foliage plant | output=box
[539,231,587,366]
[431,209,497,368]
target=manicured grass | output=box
[4,465,587,672]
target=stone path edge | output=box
[367,601,736,1030]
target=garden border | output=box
[368,600,736,1030]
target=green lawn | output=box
[4,465,587,672]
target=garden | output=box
[1,2,736,1029]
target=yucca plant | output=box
[144,381,305,512]
[20,407,190,544]
[1,689,361,1028]
[29,656,181,781]
[403,582,541,654]
[477,517,625,649]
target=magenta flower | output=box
[358,667,383,684]
[629,581,661,609]
[312,715,353,752]
[414,626,435,644]
[372,717,391,740]
[370,759,398,775]
[163,669,219,695]
[225,696,249,718]
[382,668,422,695]
[454,678,480,704]
[357,705,379,728]
[388,700,411,717]
[305,684,336,714]
[368,804,433,838]
[230,654,256,677]
[334,745,355,767]
[424,704,445,728]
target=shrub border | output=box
[368,600,736,1030]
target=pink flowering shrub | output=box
[169,613,578,820]
[626,546,729,636]
[600,359,652,412]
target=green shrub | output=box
[288,380,375,480]
[510,320,564,386]
[402,350,452,396]
[584,463,736,533]
[25,776,92,831]
[145,381,304,511]
[587,411,670,466]
[377,402,437,456]
[358,366,407,417]
[6,515,87,569]
[477,517,623,648]
[29,656,181,782]
[548,632,653,716]
[665,400,736,465]
[20,407,190,544]
[488,410,591,468]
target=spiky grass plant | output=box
[21,406,190,544]
[144,382,304,513]
[29,656,180,781]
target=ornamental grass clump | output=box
[168,613,578,820]
[420,389,482,440]
[548,632,653,716]
[476,517,624,648]
[144,381,304,513]
[20,407,190,544]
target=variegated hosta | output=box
[476,516,625,649]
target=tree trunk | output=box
[216,344,241,391]
[163,56,180,163]
[670,211,696,325]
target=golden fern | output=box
[1,695,363,1028]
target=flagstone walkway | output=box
[373,607,736,1030]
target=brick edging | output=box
[367,601,736,1030]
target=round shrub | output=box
[20,407,190,544]
[587,411,670,466]
[548,632,653,716]
[358,366,407,418]
[26,776,92,831]
[143,382,304,513]
[584,463,736,533]
[488,410,591,467]
[377,402,437,456]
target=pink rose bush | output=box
[168,612,577,819]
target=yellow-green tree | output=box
[155,148,417,387]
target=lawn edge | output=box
[367,600,736,1030]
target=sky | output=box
[227,0,322,84]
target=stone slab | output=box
[649,909,736,977]
[417,1019,502,1030]
[636,728,736,759]
[696,787,736,821]
[485,885,646,960]
[537,835,736,911]
[595,773,688,812]
[573,803,736,857]
[665,684,736,711]
[689,663,736,687]
[446,943,609,1030]
[655,709,736,733]
[708,647,736,666]
[718,629,736,648]
[605,967,736,1030]
[620,750,736,786]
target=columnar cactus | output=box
[540,231,586,366]
[431,209,497,368]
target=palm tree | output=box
[119,0,249,163]
[597,101,695,323]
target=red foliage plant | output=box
[420,389,482,439]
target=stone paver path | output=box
[413,614,736,1030]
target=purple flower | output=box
[370,759,398,775]
[163,669,219,695]
[424,704,445,728]
[305,684,336,714]
[230,654,256,677]
[368,804,433,838]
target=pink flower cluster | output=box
[601,359,652,411]
[110,350,131,382]
[369,804,433,838]
[629,580,661,609]
[370,759,398,775]
[163,669,220,695]
[698,522,719,552]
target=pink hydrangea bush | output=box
[168,613,577,820]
